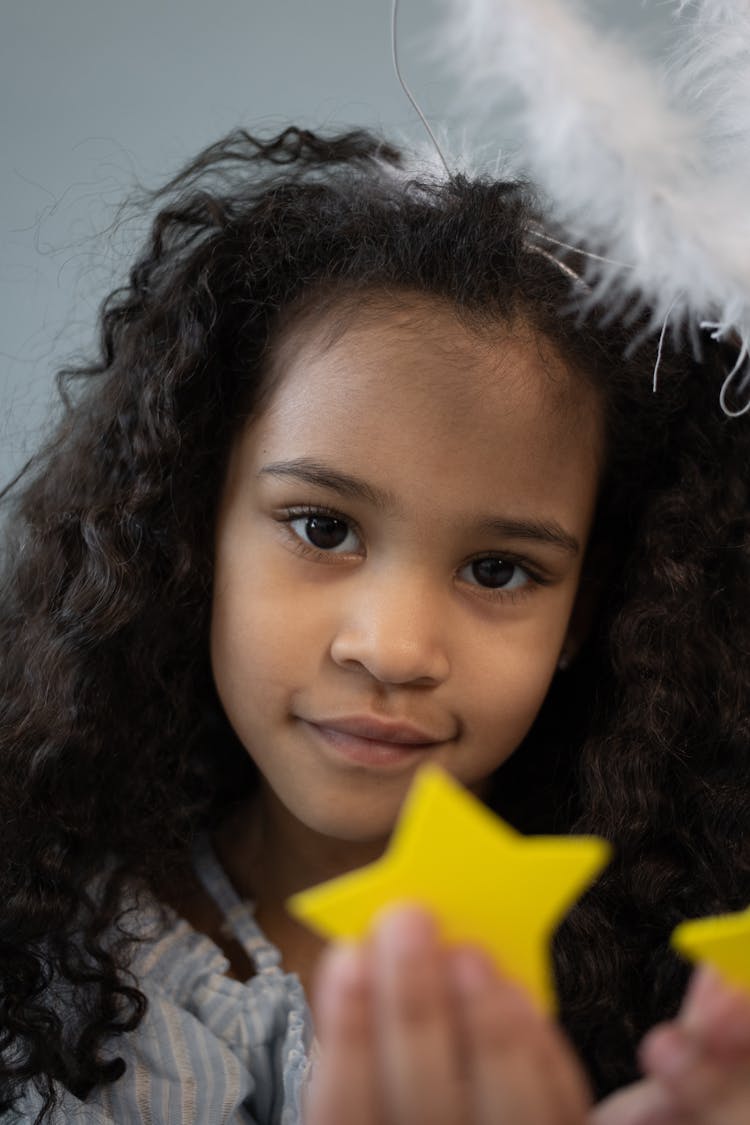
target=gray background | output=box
[1,0,676,489]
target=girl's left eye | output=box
[458,556,530,591]
[288,513,361,553]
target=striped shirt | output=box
[6,838,315,1124]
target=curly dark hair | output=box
[1,126,749,1120]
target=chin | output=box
[295,801,396,848]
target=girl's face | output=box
[210,295,603,847]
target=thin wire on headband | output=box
[391,0,451,177]
[526,226,631,272]
[525,244,589,286]
[652,294,681,393]
[719,342,750,419]
[390,1,615,288]
[390,0,726,411]
[701,321,750,418]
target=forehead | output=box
[255,295,604,494]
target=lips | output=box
[301,713,451,769]
[307,714,446,746]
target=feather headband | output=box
[430,0,750,415]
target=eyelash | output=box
[279,504,364,557]
[276,505,551,602]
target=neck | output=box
[212,783,389,993]
[214,780,388,910]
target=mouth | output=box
[301,715,448,769]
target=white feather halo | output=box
[435,0,750,413]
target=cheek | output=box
[508,651,559,719]
[211,582,286,701]
[476,655,555,717]
[210,587,251,714]
[464,625,564,735]
[209,546,330,711]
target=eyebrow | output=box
[260,458,580,555]
[260,458,397,509]
[474,516,580,555]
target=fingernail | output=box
[375,905,435,956]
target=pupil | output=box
[472,558,514,587]
[306,516,348,549]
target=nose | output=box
[329,567,451,686]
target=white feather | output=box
[437,0,750,351]
[669,0,750,174]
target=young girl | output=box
[2,126,750,1125]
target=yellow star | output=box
[287,764,611,1012]
[672,908,750,994]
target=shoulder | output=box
[97,901,312,1124]
[3,966,259,1125]
[5,902,312,1125]
[1,1083,116,1124]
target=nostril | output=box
[329,625,450,686]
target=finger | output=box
[588,1077,678,1125]
[305,942,380,1125]
[450,946,591,1125]
[680,966,750,1061]
[373,906,466,1125]
[641,1022,750,1120]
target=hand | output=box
[589,1078,675,1125]
[304,905,591,1125]
[636,965,750,1125]
[590,967,750,1125]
